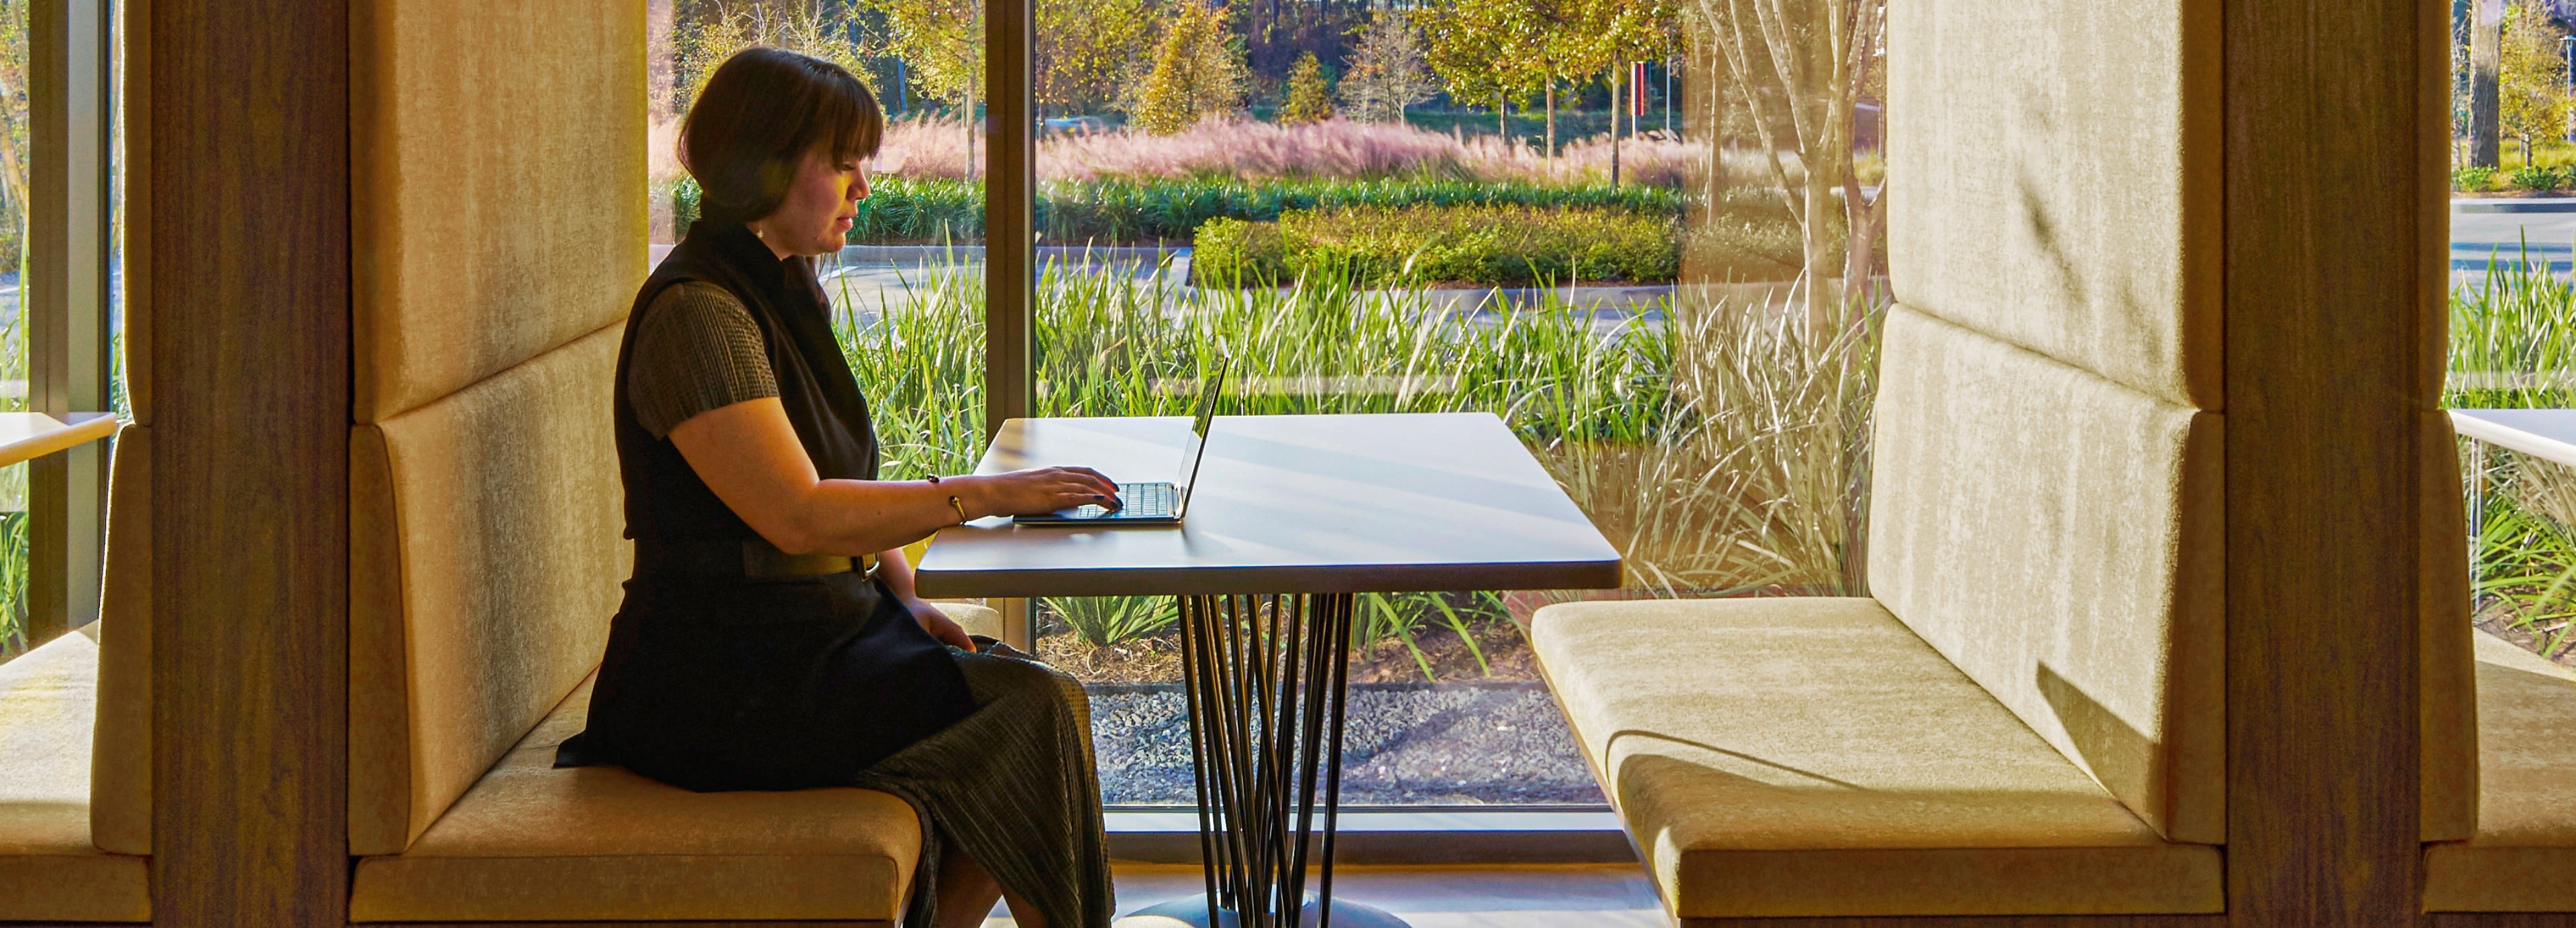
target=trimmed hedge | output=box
[669,176,1687,246]
[1193,205,1680,288]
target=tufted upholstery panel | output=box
[1886,0,2221,410]
[347,325,629,855]
[1865,306,2223,844]
[349,0,648,422]
[88,426,150,856]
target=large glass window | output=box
[643,0,1891,813]
[1023,0,1884,809]
[0,0,29,656]
[2451,1,2576,662]
[0,0,120,660]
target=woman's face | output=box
[750,144,869,259]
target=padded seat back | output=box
[1882,1,2473,844]
[89,426,151,854]
[1879,2,2224,844]
[343,1,645,857]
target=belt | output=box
[743,544,880,579]
[640,540,879,581]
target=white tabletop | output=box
[914,412,1624,597]
[2454,408,2576,467]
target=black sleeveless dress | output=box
[577,219,978,791]
[570,221,1114,928]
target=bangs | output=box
[793,66,882,166]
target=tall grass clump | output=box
[847,116,1707,186]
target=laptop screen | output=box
[1173,359,1229,493]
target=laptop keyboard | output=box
[1066,481,1174,519]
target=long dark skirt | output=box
[857,648,1114,928]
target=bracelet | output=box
[946,494,971,524]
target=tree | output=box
[864,0,985,175]
[1338,9,1439,124]
[2500,1,2571,165]
[1578,0,1677,182]
[673,1,876,115]
[1125,1,1250,134]
[2474,0,2506,168]
[1279,52,1334,123]
[1693,0,1885,343]
[1422,0,1548,140]
[1036,0,1159,117]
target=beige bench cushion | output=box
[351,673,922,923]
[0,626,149,922]
[2425,631,2576,911]
[1530,597,2220,919]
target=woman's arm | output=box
[668,396,1121,557]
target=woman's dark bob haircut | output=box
[681,48,883,225]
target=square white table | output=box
[917,412,1621,927]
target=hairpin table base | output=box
[1152,592,1409,928]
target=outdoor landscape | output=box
[633,0,1896,804]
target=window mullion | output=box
[25,0,114,644]
[983,0,1035,650]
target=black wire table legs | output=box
[1124,593,1409,928]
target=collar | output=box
[686,219,797,294]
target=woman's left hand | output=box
[902,596,976,651]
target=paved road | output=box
[2455,199,2576,276]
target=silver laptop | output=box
[1013,359,1228,526]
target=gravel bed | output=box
[1087,682,1607,806]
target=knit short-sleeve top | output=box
[627,281,781,439]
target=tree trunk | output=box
[1544,81,1556,162]
[1497,91,1507,142]
[2474,0,2504,168]
[1610,63,1623,186]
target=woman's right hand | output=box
[962,466,1124,517]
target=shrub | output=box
[1036,176,1684,244]
[672,175,1694,246]
[1189,217,1287,285]
[1193,205,1680,287]
[2513,164,2565,191]
[2456,165,2500,191]
[1040,595,1179,647]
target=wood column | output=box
[2223,0,2438,923]
[140,0,350,923]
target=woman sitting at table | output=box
[567,47,1118,928]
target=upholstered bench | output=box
[2424,630,2576,912]
[1534,598,2218,918]
[341,323,991,924]
[1533,294,2245,918]
[0,624,147,923]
